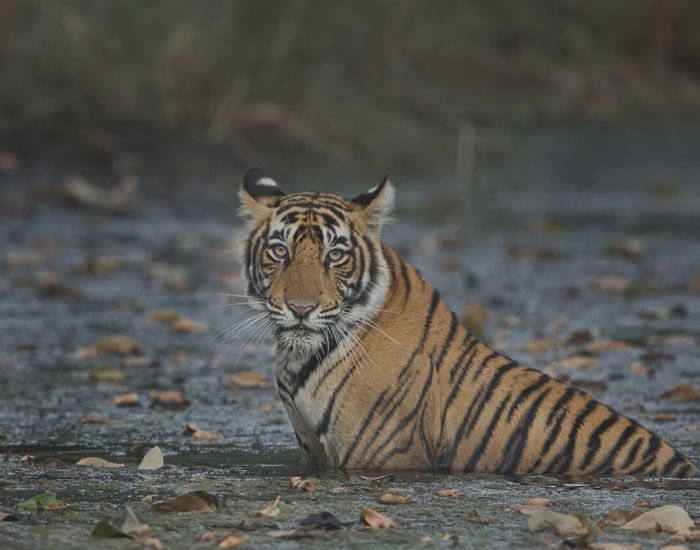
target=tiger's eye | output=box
[272,245,288,258]
[328,249,345,262]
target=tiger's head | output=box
[238,168,394,358]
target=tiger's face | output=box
[238,169,394,358]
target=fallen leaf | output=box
[89,365,125,383]
[91,520,131,538]
[146,310,180,324]
[149,263,191,292]
[138,446,164,470]
[683,425,700,431]
[670,529,700,542]
[152,491,221,513]
[172,317,208,333]
[121,506,150,536]
[527,509,587,536]
[81,412,119,425]
[186,423,223,441]
[436,489,460,498]
[35,271,77,298]
[523,498,560,508]
[149,390,189,409]
[629,362,651,375]
[0,512,19,521]
[377,493,413,505]
[133,537,163,549]
[59,175,138,211]
[0,152,20,173]
[76,457,125,469]
[603,509,642,526]
[352,474,395,484]
[299,511,343,530]
[661,384,700,403]
[108,392,141,407]
[227,371,268,389]
[590,543,640,550]
[74,256,123,275]
[20,493,67,514]
[466,510,502,525]
[195,532,216,542]
[218,533,250,548]
[547,355,600,370]
[80,335,143,358]
[19,455,35,465]
[247,496,281,518]
[621,504,695,533]
[360,507,398,529]
[633,499,651,507]
[36,457,67,468]
[290,476,316,492]
[459,302,491,336]
[605,237,645,259]
[592,278,631,293]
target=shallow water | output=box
[1,125,699,547]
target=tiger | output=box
[237,168,698,478]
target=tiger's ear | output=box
[350,176,395,230]
[238,168,285,221]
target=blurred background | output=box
[2,0,700,184]
[1,5,700,540]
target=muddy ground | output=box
[0,126,699,548]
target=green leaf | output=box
[91,519,132,538]
[19,493,65,515]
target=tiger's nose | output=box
[287,302,317,319]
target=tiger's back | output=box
[284,245,696,477]
[239,170,698,478]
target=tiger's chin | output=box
[276,326,325,360]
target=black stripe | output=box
[506,374,550,422]
[463,394,512,472]
[339,389,389,467]
[529,389,577,472]
[661,453,687,477]
[620,437,643,471]
[497,387,553,474]
[579,412,619,471]
[545,399,597,475]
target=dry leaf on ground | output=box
[290,476,316,492]
[108,392,141,407]
[218,533,250,548]
[149,390,189,409]
[590,544,640,550]
[78,335,143,358]
[436,489,460,498]
[133,537,163,549]
[247,496,281,518]
[547,355,600,370]
[377,493,413,505]
[527,509,588,535]
[621,504,695,533]
[172,317,208,333]
[360,507,398,529]
[121,506,150,536]
[186,422,223,441]
[592,278,631,293]
[0,512,19,521]
[352,474,395,484]
[661,384,700,403]
[76,457,125,469]
[602,509,642,526]
[151,491,221,513]
[466,510,502,525]
[58,175,138,211]
[605,237,645,258]
[89,366,125,383]
[138,446,164,470]
[81,412,119,425]
[228,371,268,389]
